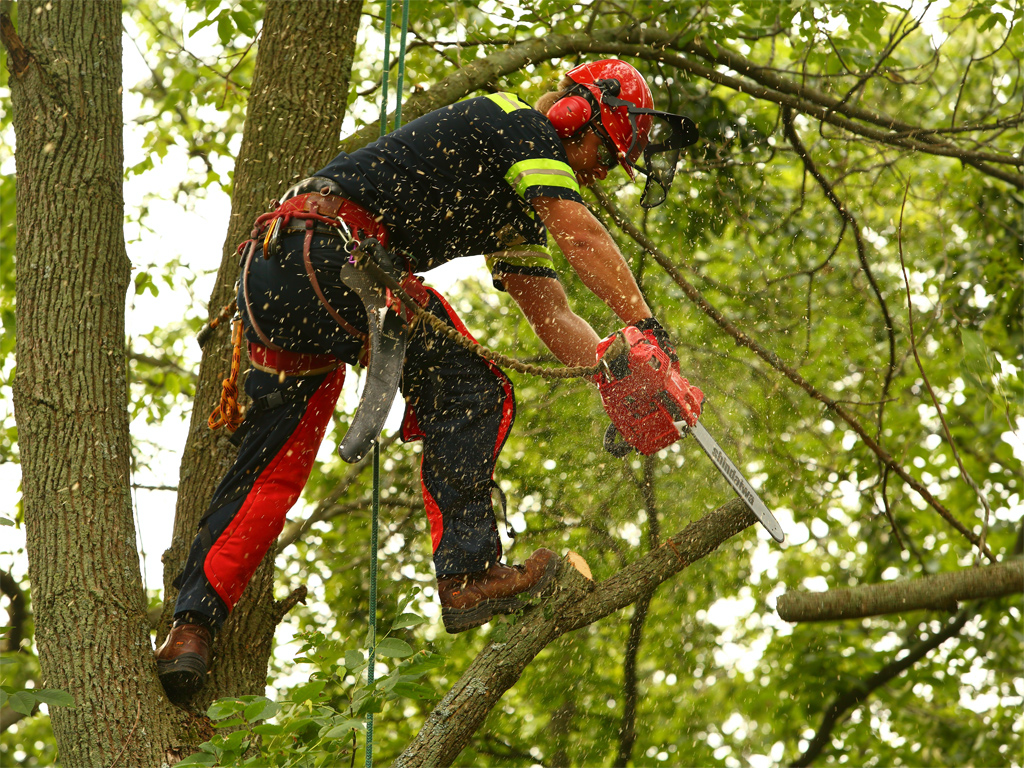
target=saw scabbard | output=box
[334,238,414,464]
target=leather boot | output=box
[437,548,561,633]
[155,621,212,701]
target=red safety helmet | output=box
[547,58,699,208]
[547,59,654,179]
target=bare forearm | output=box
[534,196,651,324]
[501,270,602,367]
[562,239,651,325]
[532,309,601,367]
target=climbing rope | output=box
[366,2,410,764]
[207,315,245,432]
[380,263,602,381]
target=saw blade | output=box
[680,420,786,543]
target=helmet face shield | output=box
[599,97,698,206]
[633,111,698,208]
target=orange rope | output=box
[208,318,245,432]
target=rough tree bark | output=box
[6,1,185,764]
[161,0,364,708]
[777,561,1024,622]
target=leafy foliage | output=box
[178,604,441,767]
[3,0,1021,766]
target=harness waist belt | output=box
[248,343,339,377]
[264,192,390,249]
[284,222,353,237]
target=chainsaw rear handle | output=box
[603,423,635,457]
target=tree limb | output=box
[392,498,756,768]
[776,561,1023,622]
[337,26,1021,189]
[791,610,972,767]
[0,570,28,652]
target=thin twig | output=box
[782,106,897,441]
[895,183,995,564]
[109,700,142,768]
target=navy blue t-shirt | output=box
[313,92,584,277]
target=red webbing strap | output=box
[302,202,368,344]
[248,343,339,377]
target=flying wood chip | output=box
[566,551,592,581]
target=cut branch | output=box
[776,561,1023,622]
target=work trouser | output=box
[172,231,515,631]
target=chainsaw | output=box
[596,326,785,544]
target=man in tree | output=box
[156,58,702,700]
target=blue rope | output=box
[366,1,409,764]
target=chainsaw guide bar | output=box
[679,420,785,543]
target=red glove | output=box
[633,317,679,370]
[595,326,703,455]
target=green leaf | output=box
[960,328,990,377]
[231,9,257,38]
[281,716,317,734]
[0,516,14,526]
[376,637,414,658]
[176,750,218,767]
[252,723,284,736]
[8,690,35,715]
[344,650,365,670]
[390,681,435,700]
[390,613,426,630]
[188,17,217,37]
[216,12,233,46]
[32,689,75,708]
[322,719,365,739]
[207,698,246,720]
[289,679,326,704]
[243,696,279,722]
[221,729,248,752]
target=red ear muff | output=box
[547,95,592,138]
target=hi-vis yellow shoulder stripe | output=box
[505,158,580,199]
[485,92,532,113]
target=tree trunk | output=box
[7,1,184,764]
[163,0,364,706]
